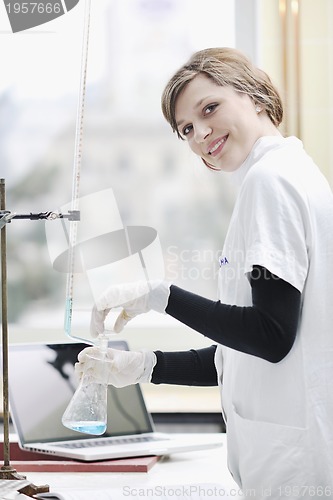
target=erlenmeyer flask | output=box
[62,335,109,435]
[62,367,108,435]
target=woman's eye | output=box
[204,104,218,115]
[182,124,192,136]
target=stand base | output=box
[0,465,26,480]
[0,465,49,497]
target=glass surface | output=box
[62,371,108,436]
[62,334,109,435]
[3,0,235,331]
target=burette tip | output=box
[97,333,111,352]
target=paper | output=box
[0,479,32,500]
[35,491,113,500]
[35,483,239,500]
[1,481,239,500]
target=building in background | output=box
[0,0,236,327]
[1,0,332,331]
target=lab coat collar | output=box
[230,135,297,188]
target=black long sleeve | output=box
[152,345,218,386]
[164,266,301,364]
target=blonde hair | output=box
[161,47,283,139]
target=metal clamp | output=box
[0,210,80,226]
[0,212,16,230]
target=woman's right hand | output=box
[90,280,171,336]
[75,346,157,388]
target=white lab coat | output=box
[215,136,333,499]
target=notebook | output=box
[8,340,223,461]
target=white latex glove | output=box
[75,346,157,388]
[90,280,171,337]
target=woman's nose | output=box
[193,123,212,143]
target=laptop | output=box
[8,340,223,461]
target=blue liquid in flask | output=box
[66,421,107,435]
[62,377,108,436]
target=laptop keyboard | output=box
[55,435,168,449]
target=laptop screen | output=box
[8,341,153,445]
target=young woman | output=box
[77,48,333,498]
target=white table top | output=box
[18,434,242,499]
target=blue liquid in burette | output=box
[68,421,107,435]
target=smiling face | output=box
[175,74,280,172]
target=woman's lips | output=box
[208,135,228,156]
